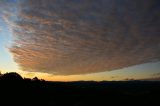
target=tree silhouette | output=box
[33,77,39,81]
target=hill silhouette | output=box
[0,72,160,106]
[0,72,23,81]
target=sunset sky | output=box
[0,0,160,81]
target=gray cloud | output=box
[140,77,160,81]
[151,73,160,77]
[4,0,160,75]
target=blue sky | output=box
[0,16,19,73]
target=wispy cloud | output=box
[151,73,160,77]
[3,0,160,75]
[140,77,160,81]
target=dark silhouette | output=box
[0,72,160,106]
[0,72,23,81]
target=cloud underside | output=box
[5,0,160,75]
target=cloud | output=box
[3,0,160,75]
[151,73,160,77]
[140,77,160,81]
[124,78,135,81]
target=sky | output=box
[0,0,160,81]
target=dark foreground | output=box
[0,73,160,106]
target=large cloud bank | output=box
[3,0,160,75]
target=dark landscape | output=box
[0,72,160,106]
